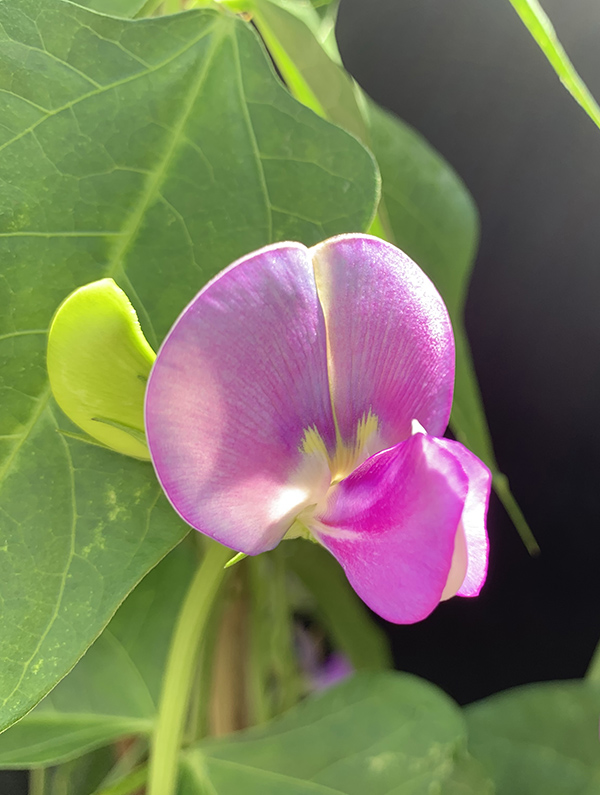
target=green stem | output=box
[147,540,231,795]
[96,738,147,790]
[92,766,147,795]
[270,548,301,713]
[586,638,600,682]
[493,472,540,555]
[29,768,46,795]
[186,574,227,741]
[246,556,272,724]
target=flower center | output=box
[300,410,381,484]
[282,411,382,543]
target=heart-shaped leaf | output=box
[0,0,378,732]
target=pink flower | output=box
[145,234,491,623]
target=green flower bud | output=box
[47,279,155,460]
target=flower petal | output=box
[311,433,469,623]
[435,438,491,597]
[310,234,454,445]
[145,243,335,554]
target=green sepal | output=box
[224,551,248,568]
[47,279,155,460]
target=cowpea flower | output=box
[145,234,491,623]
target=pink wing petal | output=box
[310,234,455,446]
[145,243,335,554]
[312,433,469,624]
[435,438,491,597]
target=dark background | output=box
[336,0,600,705]
[4,0,600,792]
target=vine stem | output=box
[147,539,231,795]
[29,768,46,795]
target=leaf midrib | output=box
[103,22,228,284]
[231,29,273,243]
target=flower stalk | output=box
[147,539,231,795]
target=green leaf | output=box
[465,680,600,794]
[182,672,470,794]
[508,0,600,132]
[0,0,378,731]
[47,279,155,459]
[284,540,391,672]
[0,416,188,736]
[0,539,195,767]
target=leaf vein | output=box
[0,385,50,486]
[104,25,226,281]
[231,30,273,242]
[0,21,219,156]
[0,329,46,342]
[28,19,102,88]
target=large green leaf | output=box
[465,680,600,794]
[250,0,536,549]
[0,0,378,732]
[182,672,472,794]
[508,0,600,131]
[0,539,195,767]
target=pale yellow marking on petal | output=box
[330,410,380,483]
[299,410,380,484]
[300,424,330,461]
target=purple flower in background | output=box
[145,234,491,623]
[296,625,354,692]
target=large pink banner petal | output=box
[311,234,455,447]
[145,243,335,554]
